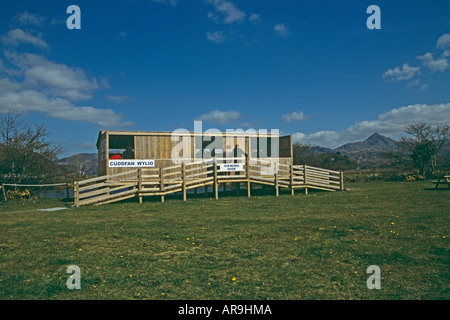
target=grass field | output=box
[0,181,448,300]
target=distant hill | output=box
[334,133,398,165]
[309,133,398,166]
[59,153,98,176]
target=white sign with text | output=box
[109,160,155,168]
[219,163,244,172]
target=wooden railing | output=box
[73,158,344,207]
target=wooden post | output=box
[1,183,7,202]
[160,167,165,203]
[275,162,279,197]
[290,164,295,196]
[182,162,187,202]
[303,164,308,195]
[138,168,143,204]
[246,157,251,198]
[214,159,218,200]
[66,183,70,199]
[74,181,80,207]
[340,171,344,191]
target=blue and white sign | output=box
[109,160,155,168]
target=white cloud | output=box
[417,52,449,73]
[293,103,450,148]
[7,52,102,101]
[282,111,304,123]
[383,33,450,88]
[196,110,241,124]
[382,63,420,81]
[0,88,133,128]
[436,33,450,49]
[14,12,46,26]
[206,31,226,43]
[207,0,246,24]
[106,95,133,103]
[0,29,129,128]
[248,13,261,23]
[2,28,48,49]
[407,78,421,87]
[274,23,289,36]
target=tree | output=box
[397,122,449,177]
[292,143,316,165]
[0,114,62,184]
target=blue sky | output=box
[0,0,449,156]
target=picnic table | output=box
[433,175,450,189]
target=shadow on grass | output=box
[423,187,450,191]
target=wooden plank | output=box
[290,164,295,195]
[2,183,7,202]
[305,185,337,192]
[186,171,209,179]
[74,182,79,207]
[79,188,136,206]
[141,181,160,186]
[163,164,183,171]
[275,163,279,197]
[79,170,138,185]
[303,164,308,195]
[278,180,290,187]
[78,187,111,199]
[307,181,340,190]
[249,176,275,183]
[214,159,218,200]
[182,162,187,202]
[163,171,182,178]
[186,177,214,187]
[216,175,247,180]
[186,181,214,190]
[248,179,275,187]
[93,193,136,206]
[77,181,107,192]
[163,183,183,191]
[306,165,341,175]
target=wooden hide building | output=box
[73,130,341,207]
[96,130,293,177]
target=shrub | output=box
[6,188,31,200]
[405,170,424,182]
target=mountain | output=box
[334,133,398,165]
[59,153,98,176]
[309,133,398,166]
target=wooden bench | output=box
[432,175,450,189]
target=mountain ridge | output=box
[308,132,398,166]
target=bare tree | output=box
[0,113,62,184]
[397,122,449,177]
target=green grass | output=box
[0,181,448,300]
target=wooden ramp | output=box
[73,159,344,207]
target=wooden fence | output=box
[73,158,344,207]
